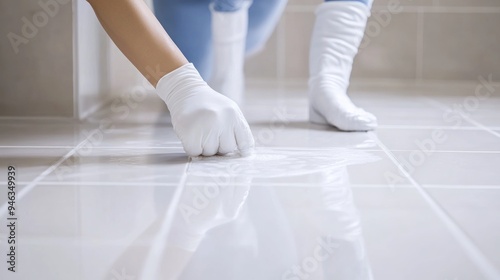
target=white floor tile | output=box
[41,148,189,184]
[0,121,95,147]
[390,151,500,186]
[0,148,70,182]
[426,188,500,270]
[353,188,485,280]
[376,128,500,152]
[0,84,499,279]
[84,124,183,149]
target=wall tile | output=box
[434,0,500,6]
[283,11,315,79]
[422,12,500,81]
[0,0,74,117]
[242,0,500,83]
[352,12,418,79]
[245,29,279,79]
[374,0,500,7]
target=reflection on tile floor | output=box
[0,84,500,280]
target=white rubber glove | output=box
[156,63,255,157]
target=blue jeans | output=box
[153,0,369,79]
[154,0,286,79]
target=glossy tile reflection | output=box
[0,84,500,280]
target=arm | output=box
[87,0,187,87]
[86,0,255,156]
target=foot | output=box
[308,2,377,131]
[309,84,377,131]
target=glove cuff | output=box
[156,63,207,105]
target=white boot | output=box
[209,1,251,105]
[309,1,377,131]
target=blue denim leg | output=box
[246,0,287,54]
[213,0,245,12]
[153,0,213,79]
[153,0,287,79]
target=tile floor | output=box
[0,83,499,280]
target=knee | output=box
[245,0,287,55]
[245,35,266,56]
[213,0,245,12]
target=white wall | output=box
[0,0,74,117]
[0,0,151,119]
[74,0,143,120]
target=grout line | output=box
[0,116,75,121]
[257,147,500,153]
[352,184,500,190]
[4,180,500,189]
[377,124,500,130]
[416,7,424,82]
[246,77,500,88]
[1,181,180,187]
[387,150,500,154]
[421,184,500,190]
[139,161,190,280]
[459,117,500,138]
[78,93,115,121]
[423,98,500,139]
[0,130,100,219]
[5,179,500,190]
[254,148,500,154]
[0,145,183,150]
[2,146,500,153]
[370,131,500,280]
[0,178,500,190]
[75,172,83,280]
[73,0,79,120]
[286,5,500,13]
[0,145,76,149]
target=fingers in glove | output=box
[218,130,238,155]
[183,137,203,157]
[201,133,220,156]
[234,119,255,156]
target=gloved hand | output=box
[156,63,255,156]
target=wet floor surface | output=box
[1,83,500,280]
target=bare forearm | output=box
[87,0,188,86]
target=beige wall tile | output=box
[242,0,500,83]
[263,7,419,81]
[434,0,500,6]
[283,11,315,79]
[374,0,500,7]
[0,0,74,117]
[353,12,418,79]
[422,13,500,81]
[245,29,279,79]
